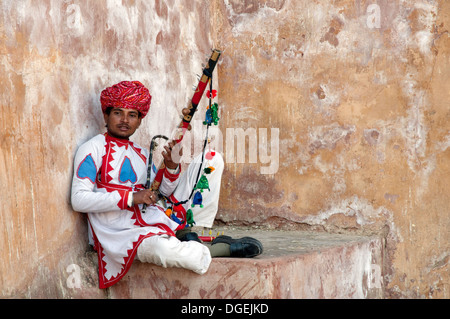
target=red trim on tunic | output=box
[169,194,187,231]
[88,216,161,289]
[164,167,181,182]
[90,135,175,289]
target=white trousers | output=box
[136,151,223,274]
[174,151,224,228]
[136,234,211,274]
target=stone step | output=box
[102,227,384,299]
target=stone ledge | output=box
[100,228,385,299]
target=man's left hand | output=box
[162,140,182,170]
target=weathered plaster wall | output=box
[1,0,448,299]
[0,0,213,297]
[212,0,449,298]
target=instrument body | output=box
[144,49,221,198]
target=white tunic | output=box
[71,133,187,288]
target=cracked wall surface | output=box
[212,0,449,298]
[0,0,449,298]
[0,0,213,298]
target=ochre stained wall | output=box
[0,0,448,298]
[0,0,213,297]
[212,0,449,298]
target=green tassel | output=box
[186,209,195,226]
[194,175,210,192]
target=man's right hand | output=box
[132,189,159,206]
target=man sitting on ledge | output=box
[71,81,262,288]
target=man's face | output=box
[104,108,142,139]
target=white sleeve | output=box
[71,138,129,213]
[158,165,181,197]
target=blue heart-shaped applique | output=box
[119,157,137,184]
[76,154,97,183]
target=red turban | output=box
[100,81,151,118]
